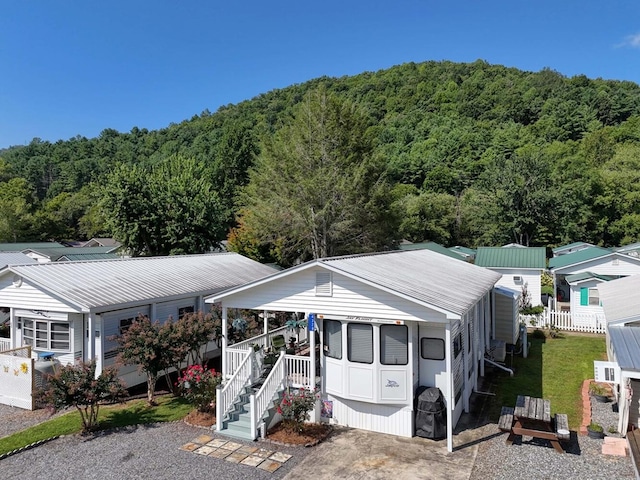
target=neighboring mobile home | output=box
[598,276,640,435]
[0,253,276,386]
[207,249,501,452]
[475,247,546,306]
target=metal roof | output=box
[321,250,501,315]
[448,246,476,257]
[608,326,640,371]
[0,242,64,252]
[552,242,594,254]
[5,253,276,312]
[59,253,121,262]
[474,247,546,269]
[398,242,465,260]
[23,246,119,261]
[0,253,37,270]
[598,275,640,324]
[547,246,612,269]
[565,271,616,284]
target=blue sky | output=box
[1,1,639,149]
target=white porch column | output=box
[309,315,316,389]
[263,310,269,337]
[479,296,485,377]
[9,308,17,349]
[222,306,228,378]
[445,322,453,453]
[87,313,95,360]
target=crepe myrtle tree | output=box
[38,360,128,433]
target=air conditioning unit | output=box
[513,275,523,284]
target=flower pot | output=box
[587,427,605,439]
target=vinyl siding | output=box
[221,268,451,322]
[555,255,640,276]
[0,278,78,313]
[492,269,542,306]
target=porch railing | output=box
[285,354,314,389]
[0,338,10,352]
[216,349,254,432]
[250,350,287,439]
[226,325,309,374]
[520,308,607,334]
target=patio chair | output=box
[271,334,286,351]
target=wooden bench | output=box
[554,413,570,441]
[498,406,514,432]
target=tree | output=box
[101,155,226,256]
[38,360,127,433]
[113,315,169,405]
[0,177,37,242]
[238,88,400,266]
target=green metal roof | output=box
[565,271,617,284]
[59,253,121,261]
[548,246,612,269]
[398,242,465,260]
[0,242,64,252]
[552,242,594,254]
[22,246,118,262]
[474,247,546,269]
[448,246,476,257]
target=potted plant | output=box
[589,382,610,403]
[587,421,605,439]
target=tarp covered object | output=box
[415,386,446,439]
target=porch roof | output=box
[609,325,640,372]
[552,242,594,255]
[210,249,501,317]
[598,275,640,325]
[565,271,616,285]
[3,253,276,311]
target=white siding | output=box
[71,313,83,365]
[155,297,197,322]
[222,268,451,323]
[492,269,542,306]
[325,394,414,437]
[102,306,150,367]
[558,255,640,277]
[0,278,78,313]
[495,291,519,344]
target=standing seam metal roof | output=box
[319,249,501,316]
[598,275,640,324]
[474,247,546,269]
[608,326,640,371]
[547,246,612,269]
[6,253,276,311]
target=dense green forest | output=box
[2,59,640,264]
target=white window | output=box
[588,288,600,306]
[380,324,408,365]
[22,318,70,352]
[347,323,373,364]
[324,319,342,359]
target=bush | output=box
[588,421,603,433]
[589,382,608,396]
[520,305,544,315]
[530,329,546,339]
[177,364,221,413]
[276,388,317,432]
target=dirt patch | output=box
[184,409,216,428]
[266,422,332,447]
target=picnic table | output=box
[499,395,567,453]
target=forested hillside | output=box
[2,59,640,263]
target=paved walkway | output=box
[181,433,293,473]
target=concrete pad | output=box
[241,455,266,467]
[223,441,243,451]
[179,442,200,452]
[269,451,292,463]
[258,459,282,473]
[206,439,228,448]
[254,448,274,459]
[208,448,231,459]
[225,451,248,464]
[194,434,213,444]
[194,445,215,455]
[282,427,479,480]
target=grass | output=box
[0,394,192,456]
[491,331,607,429]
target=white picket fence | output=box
[520,308,607,334]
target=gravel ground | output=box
[0,393,635,479]
[469,394,635,480]
[0,421,314,480]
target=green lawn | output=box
[0,394,192,456]
[491,331,607,429]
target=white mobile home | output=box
[207,250,501,452]
[0,253,275,386]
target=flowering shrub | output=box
[276,388,317,432]
[177,364,221,412]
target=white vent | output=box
[315,271,333,296]
[513,276,523,284]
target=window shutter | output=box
[380,325,408,365]
[580,287,588,306]
[348,323,373,363]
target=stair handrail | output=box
[250,350,287,439]
[216,349,253,432]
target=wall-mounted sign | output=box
[308,313,315,332]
